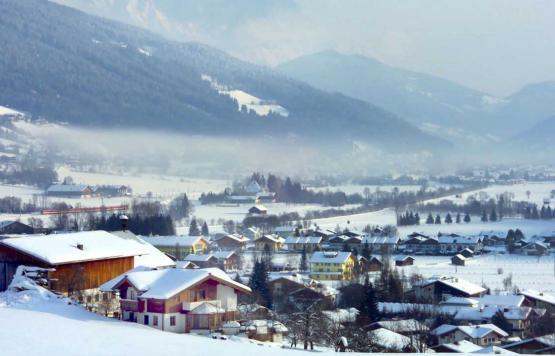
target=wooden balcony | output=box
[120,299,138,312]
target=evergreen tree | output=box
[426,213,434,224]
[514,228,525,241]
[249,260,273,308]
[481,210,488,222]
[358,276,379,324]
[531,206,540,219]
[492,310,513,335]
[201,221,209,236]
[300,246,308,272]
[445,213,453,224]
[489,209,498,222]
[414,212,420,225]
[361,242,371,260]
[434,214,441,224]
[188,218,201,236]
[456,213,461,223]
[464,212,471,223]
[387,269,404,302]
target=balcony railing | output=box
[120,299,139,312]
[182,300,221,312]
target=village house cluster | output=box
[1,213,554,353]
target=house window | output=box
[153,316,158,326]
[170,316,176,326]
[144,315,149,325]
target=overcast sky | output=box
[57,0,555,96]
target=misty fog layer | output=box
[17,120,546,179]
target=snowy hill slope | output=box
[0,0,442,150]
[0,270,491,356]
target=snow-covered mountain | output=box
[277,51,555,140]
[0,0,442,151]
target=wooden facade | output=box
[0,244,134,293]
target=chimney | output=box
[119,214,129,232]
[76,243,84,250]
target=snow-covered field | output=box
[426,181,555,207]
[310,208,555,238]
[396,253,555,293]
[57,166,230,199]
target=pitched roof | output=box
[46,184,90,193]
[113,267,251,299]
[434,324,508,338]
[519,289,555,306]
[284,236,322,244]
[111,231,175,268]
[478,294,525,308]
[436,340,483,353]
[368,328,410,350]
[309,251,352,264]
[418,276,486,296]
[0,231,149,265]
[141,235,208,247]
[184,254,218,262]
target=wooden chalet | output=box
[103,268,251,333]
[451,254,466,266]
[213,234,249,251]
[394,255,415,267]
[0,231,149,292]
[368,256,383,272]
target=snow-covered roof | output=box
[361,236,400,244]
[440,296,479,307]
[438,340,483,353]
[473,346,518,355]
[309,251,352,264]
[454,306,532,321]
[434,324,508,338]
[46,184,90,193]
[438,235,483,244]
[394,255,414,262]
[418,276,486,296]
[284,236,322,244]
[215,234,248,243]
[370,319,428,333]
[0,220,17,229]
[0,231,150,265]
[504,335,555,349]
[141,235,207,247]
[112,268,250,299]
[368,328,410,350]
[184,254,218,262]
[519,289,555,306]
[111,231,175,268]
[478,294,525,308]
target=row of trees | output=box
[425,212,471,224]
[397,211,420,226]
[522,204,555,220]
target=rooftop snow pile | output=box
[0,231,151,265]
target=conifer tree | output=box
[464,212,471,223]
[456,213,461,223]
[188,218,201,236]
[249,260,273,308]
[481,210,488,222]
[490,209,498,222]
[201,221,209,236]
[445,213,453,224]
[434,214,441,224]
[300,246,308,272]
[426,213,434,224]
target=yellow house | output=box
[309,251,355,281]
[143,235,209,259]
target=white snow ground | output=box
[0,282,511,356]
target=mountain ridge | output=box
[0,0,442,151]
